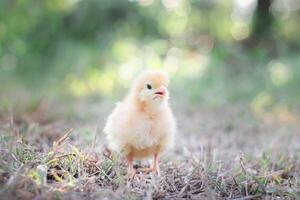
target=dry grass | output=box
[0,100,300,200]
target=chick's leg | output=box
[141,153,159,175]
[152,153,159,174]
[126,153,136,178]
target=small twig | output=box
[10,153,22,165]
[103,147,113,160]
[9,113,19,136]
[55,153,77,159]
[52,128,73,152]
[232,194,261,200]
[239,152,247,175]
[91,125,100,150]
[178,184,189,197]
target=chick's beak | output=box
[154,87,166,97]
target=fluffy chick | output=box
[103,70,176,177]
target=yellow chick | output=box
[103,70,176,177]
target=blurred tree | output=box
[1,0,300,106]
[0,0,160,87]
[251,0,274,39]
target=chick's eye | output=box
[146,84,152,90]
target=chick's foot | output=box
[139,167,159,175]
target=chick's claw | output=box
[140,167,158,175]
[127,168,137,180]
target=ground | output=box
[0,99,299,200]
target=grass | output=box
[0,99,299,200]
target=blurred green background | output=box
[0,0,300,114]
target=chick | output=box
[103,70,176,177]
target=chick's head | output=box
[130,70,170,106]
